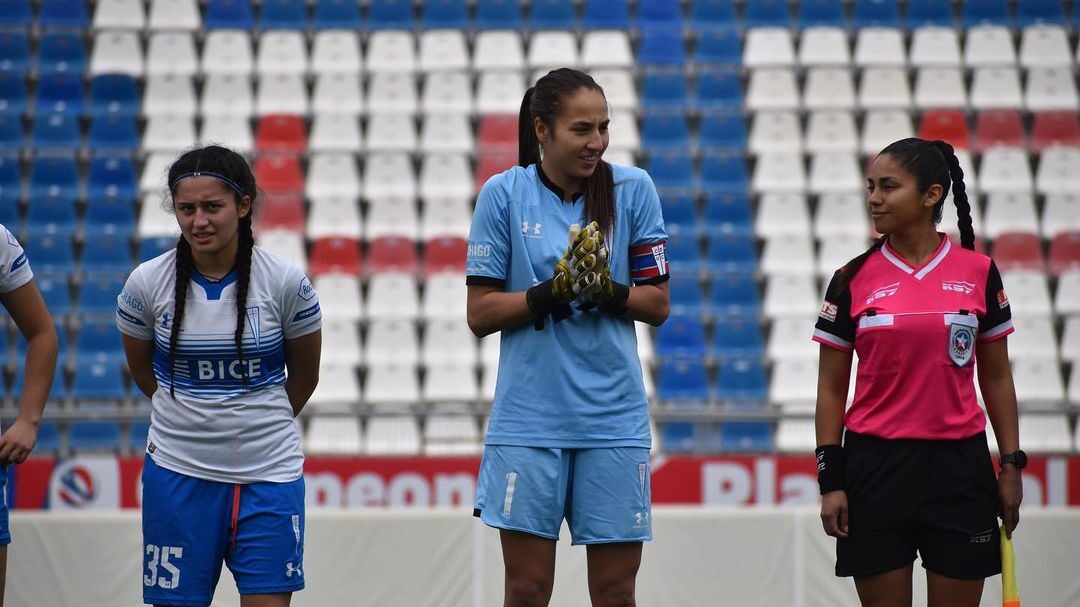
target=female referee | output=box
[0,223,59,605]
[116,146,321,607]
[814,138,1023,607]
[467,68,670,607]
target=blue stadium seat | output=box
[660,194,698,235]
[657,358,711,402]
[712,314,764,360]
[1016,0,1068,27]
[693,27,741,68]
[715,358,768,402]
[313,0,360,29]
[642,113,691,152]
[700,154,748,195]
[35,74,84,116]
[0,0,31,29]
[853,0,903,28]
[709,270,760,316]
[0,156,18,206]
[663,230,703,275]
[31,421,62,455]
[583,0,630,29]
[0,71,28,115]
[75,321,123,358]
[689,0,737,32]
[85,197,136,232]
[647,153,695,193]
[656,314,708,359]
[703,192,753,234]
[0,32,31,76]
[30,113,80,156]
[37,32,86,75]
[88,116,138,156]
[367,0,414,29]
[906,0,955,27]
[87,156,137,202]
[637,27,686,68]
[668,274,705,318]
[476,0,522,29]
[0,114,22,155]
[528,0,574,29]
[39,0,90,29]
[88,75,139,119]
[423,0,468,28]
[33,273,73,316]
[707,230,756,274]
[720,422,773,452]
[659,422,710,453]
[82,229,132,274]
[77,274,126,317]
[138,236,176,262]
[127,419,150,453]
[29,157,78,201]
[743,0,792,28]
[68,421,123,452]
[641,73,690,113]
[0,201,18,231]
[9,364,67,403]
[696,71,743,113]
[260,0,307,29]
[963,0,1012,27]
[205,0,254,29]
[699,114,747,154]
[24,233,75,275]
[637,0,683,29]
[799,0,846,28]
[24,196,76,233]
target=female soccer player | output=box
[116,146,321,607]
[466,68,670,607]
[814,138,1023,607]
[0,223,59,605]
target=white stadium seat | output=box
[749,111,802,154]
[423,364,480,403]
[746,68,800,111]
[755,193,811,238]
[313,274,363,322]
[256,74,308,115]
[142,115,196,153]
[306,153,361,201]
[139,153,172,193]
[365,113,417,153]
[970,67,1024,110]
[305,416,363,455]
[365,30,416,74]
[1036,147,1080,195]
[143,75,196,117]
[744,27,795,67]
[306,197,362,240]
[367,73,419,115]
[90,31,143,76]
[422,273,468,322]
[1041,194,1080,239]
[528,31,579,69]
[914,68,967,109]
[814,193,869,239]
[764,275,818,319]
[803,68,856,110]
[201,74,252,118]
[809,152,862,194]
[312,30,362,74]
[798,27,850,66]
[419,154,474,200]
[421,71,474,115]
[137,194,179,237]
[473,31,526,71]
[776,419,816,453]
[591,69,637,111]
[767,316,818,362]
[365,318,419,367]
[419,30,469,72]
[1018,414,1072,451]
[420,198,472,240]
[752,153,805,193]
[256,31,308,76]
[982,193,1039,239]
[420,114,474,155]
[256,230,307,273]
[201,30,253,76]
[963,26,1016,67]
[1008,316,1059,363]
[146,32,197,76]
[805,111,858,154]
[607,109,640,152]
[817,235,872,278]
[365,273,420,323]
[365,416,421,455]
[365,198,418,240]
[581,31,633,68]
[1025,67,1079,111]
[199,115,253,154]
[364,365,421,408]
[321,320,363,367]
[770,359,817,406]
[94,0,145,28]
[422,319,477,368]
[309,114,363,153]
[423,415,481,455]
[859,67,912,109]
[1020,25,1071,69]
[308,363,361,411]
[148,0,200,30]
[861,110,914,155]
[1001,270,1053,318]
[476,71,526,114]
[363,153,417,200]
[978,148,1033,194]
[910,27,962,67]
[854,27,906,67]
[1054,271,1080,316]
[313,73,364,116]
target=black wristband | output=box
[598,280,631,316]
[525,280,572,330]
[815,444,845,495]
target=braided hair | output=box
[165,146,258,396]
[826,138,975,299]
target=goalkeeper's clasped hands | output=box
[526,221,631,330]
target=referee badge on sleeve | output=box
[948,322,975,367]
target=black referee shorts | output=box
[836,430,1002,580]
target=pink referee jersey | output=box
[814,235,1014,440]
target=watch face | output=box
[1016,450,1028,468]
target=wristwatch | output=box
[1000,450,1028,470]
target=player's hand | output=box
[554,222,608,303]
[0,418,38,465]
[820,490,849,538]
[998,465,1023,539]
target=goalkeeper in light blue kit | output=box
[466,68,670,607]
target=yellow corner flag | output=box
[1001,526,1020,607]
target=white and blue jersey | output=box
[0,223,32,546]
[116,246,321,484]
[467,163,669,449]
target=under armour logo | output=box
[161,313,171,328]
[521,221,542,238]
[635,512,649,527]
[286,561,303,578]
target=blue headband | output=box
[170,171,245,197]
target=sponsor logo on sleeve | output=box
[997,289,1010,309]
[9,252,27,273]
[297,277,315,301]
[819,301,838,323]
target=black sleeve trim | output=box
[634,274,670,287]
[466,275,507,289]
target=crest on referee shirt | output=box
[948,322,975,367]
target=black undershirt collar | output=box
[536,163,584,203]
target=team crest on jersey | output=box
[865,282,900,305]
[297,278,315,301]
[997,289,1010,309]
[246,306,261,349]
[948,322,975,367]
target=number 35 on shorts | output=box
[144,544,183,590]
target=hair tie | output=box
[170,171,245,197]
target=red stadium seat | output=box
[254,154,303,192]
[256,192,305,233]
[475,149,517,193]
[477,114,518,151]
[1031,111,1080,153]
[254,115,307,154]
[1048,231,1080,277]
[423,236,467,275]
[991,232,1044,272]
[919,110,970,150]
[366,236,418,275]
[973,110,1025,152]
[309,237,362,276]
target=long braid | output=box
[932,140,976,251]
[232,216,254,386]
[167,237,193,397]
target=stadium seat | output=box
[146,33,197,77]
[366,31,416,74]
[1025,67,1079,112]
[716,358,768,403]
[256,31,307,77]
[253,155,303,194]
[204,0,253,29]
[420,114,474,155]
[1019,415,1071,452]
[366,236,419,276]
[0,72,27,118]
[260,0,307,29]
[964,26,1016,68]
[963,0,1012,27]
[911,27,961,67]
[419,198,471,240]
[418,30,468,73]
[200,30,253,76]
[657,358,710,403]
[799,0,846,28]
[366,113,417,153]
[709,271,761,317]
[663,230,703,275]
[313,74,363,116]
[804,111,856,154]
[420,71,471,115]
[138,236,178,262]
[87,156,136,202]
[305,416,363,455]
[853,0,902,28]
[1014,361,1066,404]
[656,315,708,360]
[88,116,138,156]
[703,192,753,235]
[527,31,578,70]
[919,109,970,149]
[1002,270,1052,317]
[473,31,526,72]
[81,230,133,275]
[668,274,705,318]
[313,274,363,322]
[313,0,359,28]
[748,111,801,154]
[307,363,360,410]
[258,192,305,234]
[971,67,1023,110]
[744,0,792,27]
[1031,111,1080,152]
[712,314,764,360]
[799,27,850,66]
[25,197,76,236]
[699,113,747,155]
[1048,232,1080,277]
[88,75,139,119]
[308,237,361,276]
[365,416,421,455]
[1042,194,1080,239]
[746,68,799,111]
[1018,26,1069,69]
[992,232,1043,272]
[475,0,521,29]
[68,421,123,453]
[365,197,417,241]
[422,0,467,29]
[89,31,142,78]
[720,422,774,453]
[200,115,254,154]
[365,314,418,368]
[422,237,466,275]
[688,0,736,31]
[257,230,307,272]
[367,72,420,115]
[528,0,573,29]
[693,27,741,68]
[1016,0,1068,27]
[143,75,196,118]
[29,157,79,202]
[254,115,306,155]
[423,363,479,403]
[756,193,811,238]
[0,0,31,29]
[861,110,914,155]
[701,154,749,195]
[421,318,475,368]
[707,230,757,274]
[581,31,634,69]
[695,71,743,113]
[582,0,630,29]
[978,148,1032,193]
[973,110,1025,151]
[660,194,697,236]
[804,67,856,110]
[76,274,126,318]
[306,153,360,199]
[424,415,481,456]
[745,28,795,68]
[764,275,818,319]
[40,0,90,29]
[320,319,361,367]
[641,114,690,152]
[366,153,418,201]
[256,74,308,115]
[420,273,466,322]
[31,274,72,318]
[641,73,690,114]
[762,234,815,277]
[312,32,362,75]
[859,67,912,109]
[907,0,955,27]
[365,364,421,407]
[1036,147,1080,195]
[752,153,805,193]
[143,115,196,154]
[367,0,414,29]
[0,114,23,155]
[853,27,906,67]
[1063,309,1080,364]
[36,74,84,117]
[148,0,200,28]
[30,421,62,456]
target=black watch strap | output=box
[1000,450,1028,470]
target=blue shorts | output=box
[474,445,652,545]
[0,465,9,546]
[141,455,305,607]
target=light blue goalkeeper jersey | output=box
[466,163,669,448]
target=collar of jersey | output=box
[191,269,238,300]
[880,233,951,281]
[536,163,583,203]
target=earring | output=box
[538,144,544,161]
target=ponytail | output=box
[518,87,539,167]
[930,140,975,251]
